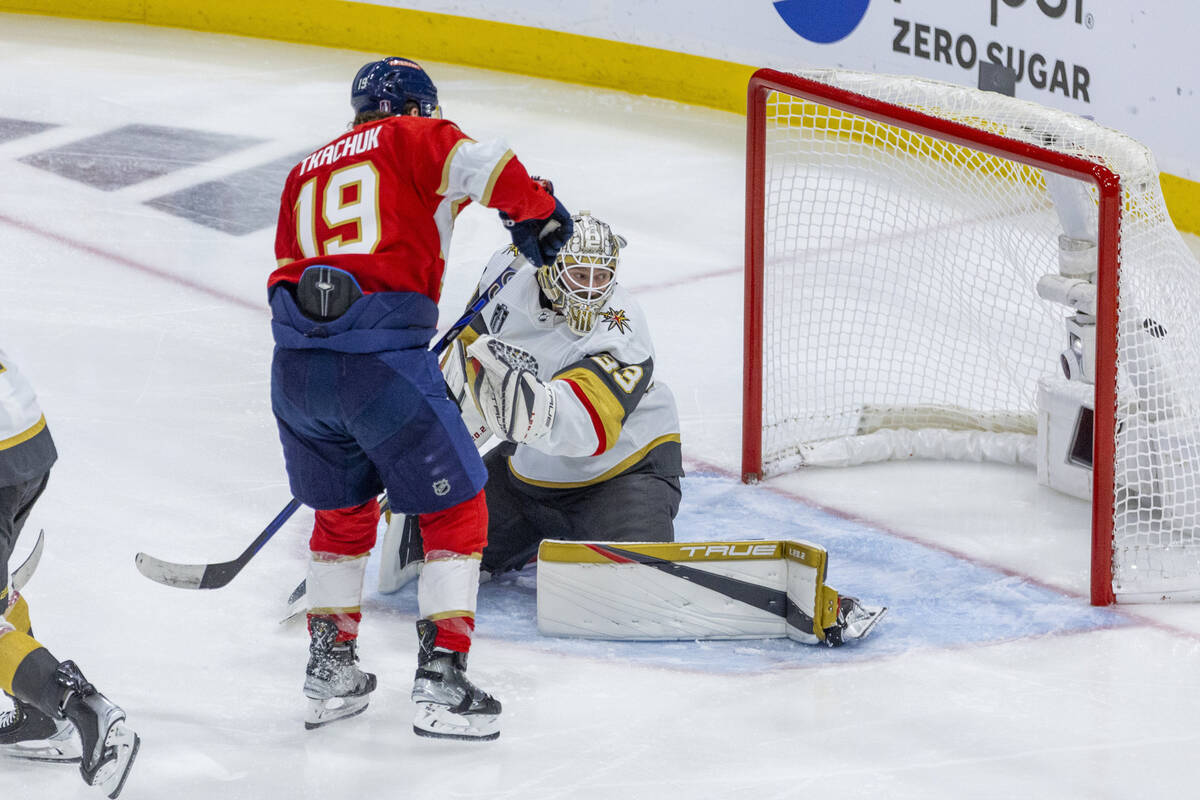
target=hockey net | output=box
[742,68,1200,605]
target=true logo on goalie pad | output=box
[677,543,778,558]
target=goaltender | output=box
[381,210,683,582]
[380,208,883,647]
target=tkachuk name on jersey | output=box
[299,127,382,175]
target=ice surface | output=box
[2,13,1200,800]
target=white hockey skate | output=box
[303,616,377,730]
[54,661,140,799]
[823,596,888,647]
[0,697,81,762]
[411,620,500,741]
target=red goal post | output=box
[742,68,1135,606]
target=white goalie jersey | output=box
[459,247,681,489]
[0,347,57,486]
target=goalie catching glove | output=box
[465,335,556,444]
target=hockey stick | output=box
[138,258,525,593]
[11,529,45,593]
[135,498,302,590]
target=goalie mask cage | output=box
[742,67,1200,606]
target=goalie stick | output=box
[136,259,525,592]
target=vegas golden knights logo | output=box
[600,308,631,334]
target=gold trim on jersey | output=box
[437,139,468,196]
[509,433,680,489]
[558,369,626,453]
[0,416,46,451]
[479,150,515,207]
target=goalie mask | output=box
[537,212,627,335]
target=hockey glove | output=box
[440,339,492,448]
[500,195,573,268]
[466,335,556,444]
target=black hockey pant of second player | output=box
[0,470,49,596]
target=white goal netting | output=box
[751,68,1200,602]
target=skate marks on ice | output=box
[362,473,1126,674]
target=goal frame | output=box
[741,68,1123,605]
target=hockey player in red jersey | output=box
[269,56,572,739]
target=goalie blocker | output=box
[536,539,885,646]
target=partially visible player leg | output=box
[563,472,681,544]
[9,647,139,797]
[365,345,495,739]
[1,593,79,762]
[821,595,888,646]
[302,500,380,729]
[272,349,386,730]
[412,490,501,740]
[0,473,82,764]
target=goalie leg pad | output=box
[377,514,424,595]
[535,539,886,646]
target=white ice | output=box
[2,13,1200,800]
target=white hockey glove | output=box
[440,339,492,448]
[465,335,556,444]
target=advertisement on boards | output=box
[765,1,1197,177]
[365,1,1199,180]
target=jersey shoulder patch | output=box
[598,307,633,334]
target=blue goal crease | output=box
[363,472,1127,675]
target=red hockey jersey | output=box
[271,115,554,302]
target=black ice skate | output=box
[823,596,888,647]
[411,619,500,741]
[0,695,81,762]
[53,661,140,799]
[303,616,376,730]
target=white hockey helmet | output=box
[537,211,627,335]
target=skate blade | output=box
[0,739,83,763]
[89,723,140,799]
[304,695,371,730]
[412,703,500,741]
